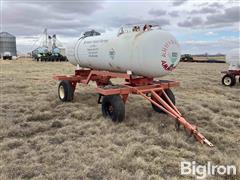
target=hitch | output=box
[138,88,214,147]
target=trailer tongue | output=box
[138,88,213,147]
[54,69,214,147]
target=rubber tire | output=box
[102,95,125,122]
[151,89,175,113]
[58,80,74,102]
[222,74,236,86]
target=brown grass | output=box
[0,59,239,179]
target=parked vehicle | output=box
[3,52,12,60]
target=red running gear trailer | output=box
[54,69,214,147]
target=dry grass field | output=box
[0,58,239,179]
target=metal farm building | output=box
[0,32,17,57]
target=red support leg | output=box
[121,94,129,103]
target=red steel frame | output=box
[221,70,240,76]
[54,69,214,147]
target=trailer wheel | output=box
[58,80,74,102]
[222,74,236,86]
[151,89,175,113]
[102,95,125,122]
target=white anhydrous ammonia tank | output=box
[67,27,181,77]
[226,48,240,70]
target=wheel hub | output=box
[224,77,231,86]
[59,85,65,99]
[107,105,113,117]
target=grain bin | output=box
[0,32,17,57]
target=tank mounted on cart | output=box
[53,24,214,147]
[221,48,240,86]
